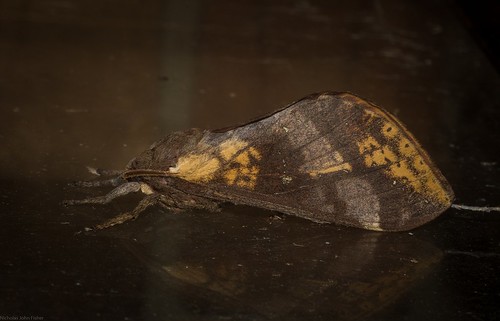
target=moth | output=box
[65,92,454,231]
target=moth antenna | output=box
[86,166,122,177]
[70,176,125,187]
[122,169,173,179]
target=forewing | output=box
[177,92,454,231]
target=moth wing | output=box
[179,92,454,231]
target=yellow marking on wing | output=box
[356,119,452,204]
[224,168,238,185]
[412,156,427,172]
[358,136,397,167]
[307,151,352,177]
[398,137,417,157]
[240,166,259,176]
[234,152,250,167]
[362,145,398,167]
[219,139,249,161]
[411,157,449,201]
[389,160,418,183]
[173,138,261,187]
[381,122,398,138]
[309,163,352,177]
[358,136,380,153]
[218,138,261,190]
[176,154,221,182]
[248,147,262,160]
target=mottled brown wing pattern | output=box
[167,92,453,231]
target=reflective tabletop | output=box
[1,1,499,320]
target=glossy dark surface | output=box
[1,1,499,320]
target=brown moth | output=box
[65,92,454,231]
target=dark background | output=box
[0,1,499,320]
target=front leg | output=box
[94,189,221,230]
[95,193,163,229]
[63,182,142,205]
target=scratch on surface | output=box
[445,250,500,258]
[451,204,500,213]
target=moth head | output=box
[124,129,205,177]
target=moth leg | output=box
[95,194,161,229]
[87,188,221,230]
[63,182,141,206]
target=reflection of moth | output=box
[122,222,443,320]
[65,92,453,231]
